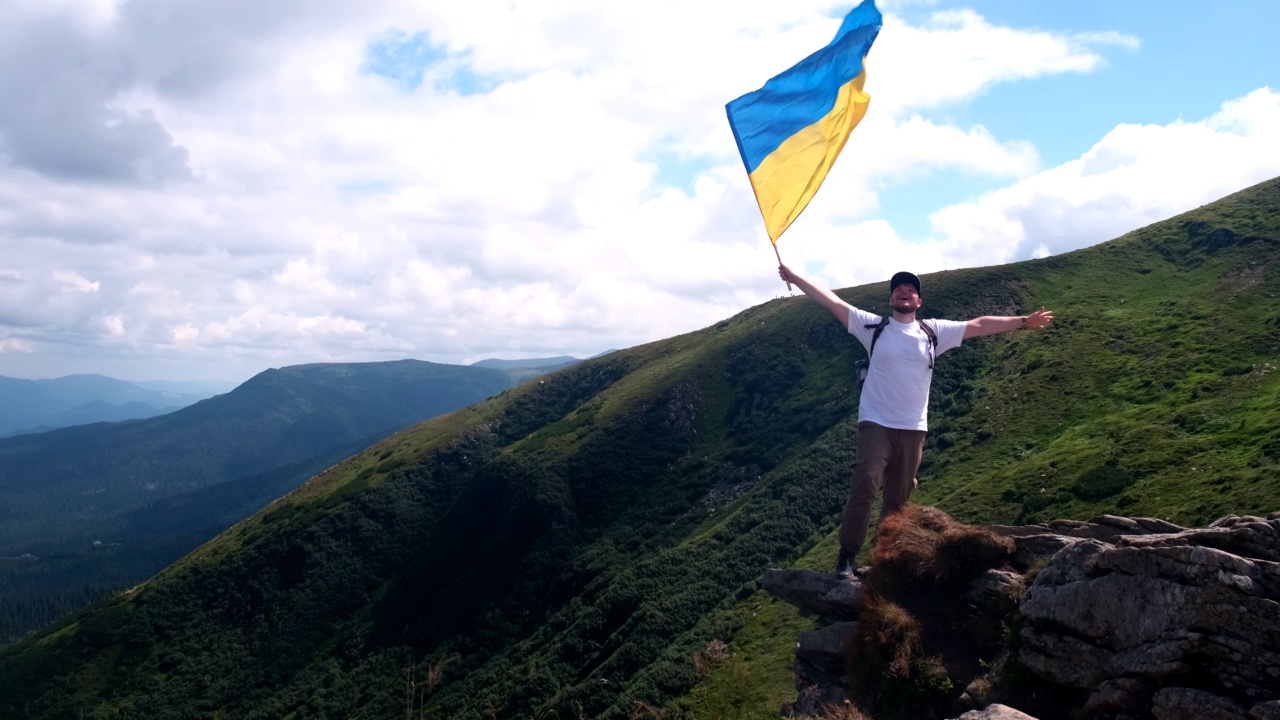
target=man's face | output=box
[890,283,921,313]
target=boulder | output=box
[1151,687,1248,720]
[948,704,1039,720]
[761,570,862,716]
[795,621,860,678]
[967,568,1024,611]
[1019,515,1280,717]
[760,568,863,620]
[1251,700,1280,719]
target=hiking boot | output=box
[834,552,859,580]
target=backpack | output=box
[854,318,938,385]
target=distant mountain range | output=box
[0,358,574,640]
[471,356,581,371]
[0,374,223,437]
[3,178,1276,718]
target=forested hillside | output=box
[0,360,524,640]
[1,177,1277,719]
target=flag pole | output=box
[772,242,792,292]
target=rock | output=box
[1152,687,1248,719]
[1111,633,1201,679]
[957,677,996,710]
[765,512,1280,720]
[1085,678,1154,716]
[1001,533,1081,571]
[1019,516,1280,713]
[1121,515,1279,565]
[1251,700,1280,719]
[967,568,1024,611]
[990,515,1190,571]
[794,655,847,694]
[762,571,865,716]
[795,621,860,676]
[990,515,1186,541]
[948,703,1039,720]
[1017,625,1114,688]
[760,568,863,620]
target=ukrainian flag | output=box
[726,1,882,244]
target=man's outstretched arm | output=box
[779,264,852,327]
[963,306,1054,339]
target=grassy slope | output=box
[0,178,1276,720]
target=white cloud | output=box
[869,10,1138,116]
[0,337,33,353]
[171,323,199,344]
[0,1,1273,382]
[53,271,100,293]
[926,87,1280,269]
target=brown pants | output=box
[838,421,927,557]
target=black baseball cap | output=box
[889,271,921,295]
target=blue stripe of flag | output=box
[726,1,882,175]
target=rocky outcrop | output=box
[760,569,864,716]
[761,511,1280,720]
[1013,514,1280,719]
[761,569,862,621]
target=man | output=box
[777,264,1054,578]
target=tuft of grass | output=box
[857,593,923,680]
[846,506,1028,719]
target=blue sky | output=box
[912,1,1280,149]
[878,1,1280,238]
[0,0,1277,383]
[363,30,504,95]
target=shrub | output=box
[691,639,729,680]
[1019,491,1057,515]
[1071,466,1134,500]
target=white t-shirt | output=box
[847,307,967,431]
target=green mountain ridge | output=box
[0,359,534,641]
[0,360,525,555]
[1,177,1278,719]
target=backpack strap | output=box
[865,317,891,357]
[918,319,937,369]
[865,317,937,369]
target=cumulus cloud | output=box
[0,8,189,183]
[926,87,1280,269]
[53,271,100,293]
[870,10,1139,115]
[0,0,1274,382]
